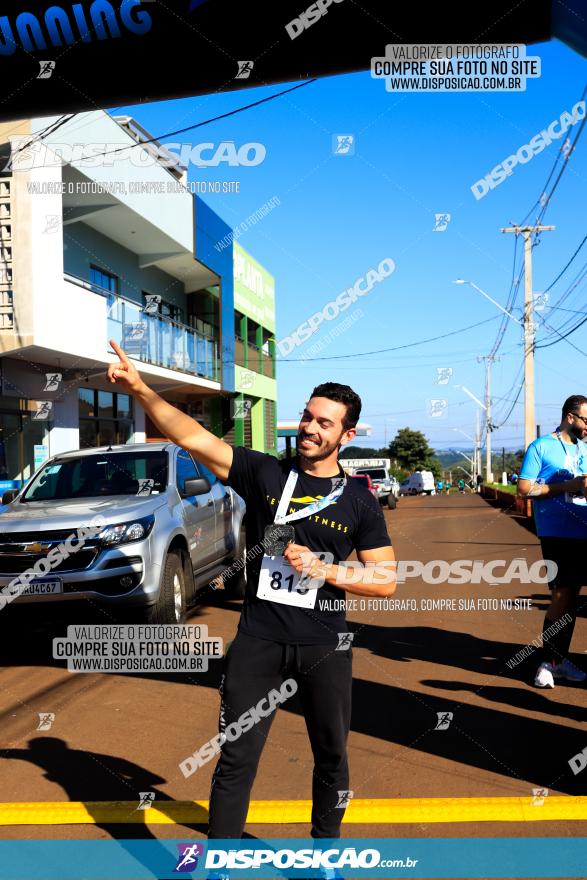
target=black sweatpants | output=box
[208,630,353,839]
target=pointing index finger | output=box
[109,338,130,364]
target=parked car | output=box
[399,470,436,496]
[350,473,379,500]
[0,442,246,624]
[344,459,400,509]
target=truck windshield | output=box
[357,468,386,480]
[21,451,169,502]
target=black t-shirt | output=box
[226,447,392,644]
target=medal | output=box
[263,523,295,556]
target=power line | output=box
[8,114,76,164]
[79,80,318,160]
[544,234,587,293]
[277,315,500,362]
[535,311,587,350]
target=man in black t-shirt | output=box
[106,340,396,841]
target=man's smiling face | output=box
[297,397,355,462]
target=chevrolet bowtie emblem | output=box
[23,542,52,553]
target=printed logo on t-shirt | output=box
[266,494,349,533]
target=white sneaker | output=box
[534,662,555,688]
[552,658,587,682]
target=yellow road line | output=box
[0,797,585,825]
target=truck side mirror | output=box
[1,489,19,505]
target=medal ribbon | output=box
[274,467,346,525]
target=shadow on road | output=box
[2,737,208,874]
[1,618,585,802]
[422,679,587,724]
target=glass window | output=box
[97,421,116,447]
[98,391,114,418]
[176,450,198,494]
[79,420,98,449]
[79,388,95,417]
[143,291,184,324]
[22,450,168,500]
[117,421,132,445]
[116,394,131,419]
[90,265,118,293]
[198,460,217,486]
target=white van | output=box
[399,470,435,496]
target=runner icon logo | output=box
[531,787,549,806]
[137,791,155,810]
[335,789,354,808]
[37,713,55,731]
[174,843,204,872]
[435,711,453,730]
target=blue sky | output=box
[113,39,585,452]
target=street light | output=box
[453,278,524,481]
[452,279,523,325]
[452,427,480,480]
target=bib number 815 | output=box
[269,570,309,595]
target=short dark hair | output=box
[309,382,362,430]
[562,395,587,422]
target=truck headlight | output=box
[97,515,155,546]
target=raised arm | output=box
[106,339,233,481]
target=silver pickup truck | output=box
[0,442,246,624]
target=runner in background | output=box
[518,395,587,688]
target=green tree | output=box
[388,427,442,478]
[339,445,389,459]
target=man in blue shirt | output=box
[518,395,587,688]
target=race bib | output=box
[257,555,317,609]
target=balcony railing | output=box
[64,273,220,382]
[234,335,275,378]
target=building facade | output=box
[0,111,277,488]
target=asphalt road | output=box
[0,493,585,877]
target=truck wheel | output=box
[387,494,397,509]
[135,550,187,624]
[223,530,247,600]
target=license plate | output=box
[21,578,63,595]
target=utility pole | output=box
[478,354,500,482]
[501,224,555,450]
[475,409,481,481]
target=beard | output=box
[297,431,345,462]
[569,421,586,442]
